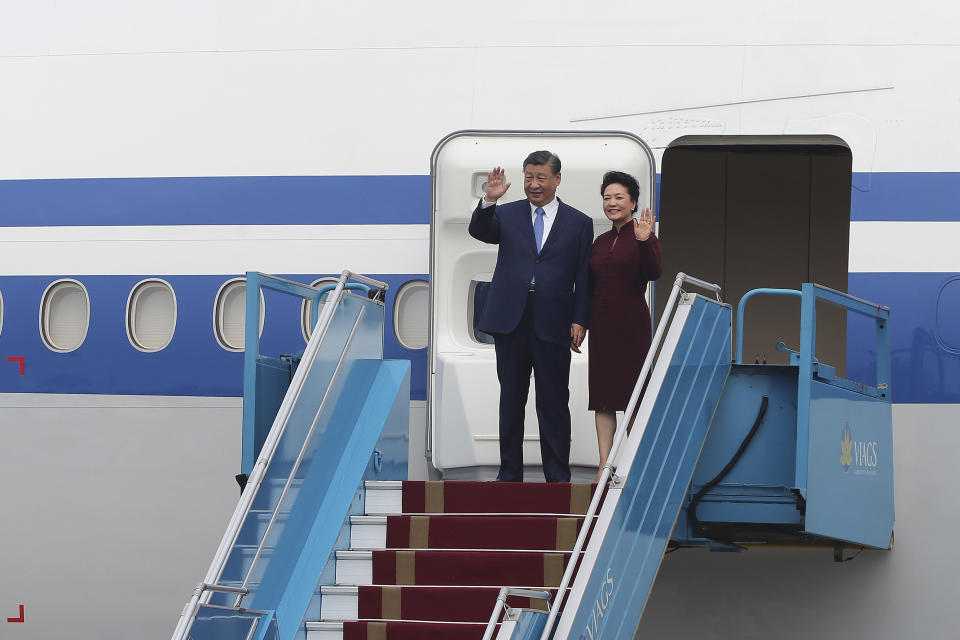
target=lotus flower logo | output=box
[840,423,853,472]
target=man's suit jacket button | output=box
[535,259,540,263]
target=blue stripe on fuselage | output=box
[0,176,431,226]
[2,172,959,227]
[0,274,428,400]
[658,172,960,222]
[849,172,960,221]
[848,272,960,404]
[0,272,957,404]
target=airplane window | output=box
[394,280,430,350]
[301,277,338,343]
[214,279,265,352]
[126,279,177,352]
[40,280,90,352]
[936,276,960,354]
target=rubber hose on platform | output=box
[688,395,769,542]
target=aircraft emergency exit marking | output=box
[7,356,24,375]
[6,604,24,623]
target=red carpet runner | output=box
[344,621,489,640]
[356,586,551,622]
[336,481,601,640]
[385,515,584,551]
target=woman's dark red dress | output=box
[588,224,663,411]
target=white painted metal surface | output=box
[363,481,403,515]
[0,393,240,640]
[349,516,388,549]
[304,621,343,640]
[849,221,960,272]
[3,220,956,277]
[318,587,359,621]
[334,551,373,586]
[4,5,960,178]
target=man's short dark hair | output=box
[601,170,641,213]
[523,150,561,175]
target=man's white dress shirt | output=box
[480,197,559,251]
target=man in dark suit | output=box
[469,150,593,482]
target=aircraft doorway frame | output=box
[426,130,657,479]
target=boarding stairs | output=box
[171,271,894,640]
[307,480,600,639]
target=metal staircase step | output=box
[319,585,558,623]
[319,586,358,621]
[305,621,343,640]
[307,620,496,640]
[350,516,387,549]
[364,481,403,515]
[336,550,373,585]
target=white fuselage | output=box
[1,3,958,639]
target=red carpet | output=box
[401,481,599,514]
[385,515,584,550]
[357,586,552,622]
[330,481,604,639]
[343,621,489,640]
[371,549,575,587]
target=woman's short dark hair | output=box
[601,171,641,213]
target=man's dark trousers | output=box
[494,289,572,483]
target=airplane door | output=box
[657,137,851,375]
[428,131,656,480]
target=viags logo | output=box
[840,423,853,472]
[841,422,879,476]
[579,568,615,640]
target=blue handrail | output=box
[736,284,890,388]
[311,283,371,332]
[735,288,803,364]
[242,273,380,473]
[795,282,892,394]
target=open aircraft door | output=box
[428,131,656,480]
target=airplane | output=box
[0,1,958,638]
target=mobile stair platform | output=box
[171,271,893,640]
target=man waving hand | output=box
[469,151,593,482]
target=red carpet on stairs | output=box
[357,586,551,622]
[371,549,573,587]
[401,481,599,514]
[343,621,489,640]
[385,515,584,550]
[329,481,602,639]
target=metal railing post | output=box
[481,588,552,640]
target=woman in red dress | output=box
[588,171,662,481]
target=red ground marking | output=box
[7,356,24,375]
[7,604,24,623]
